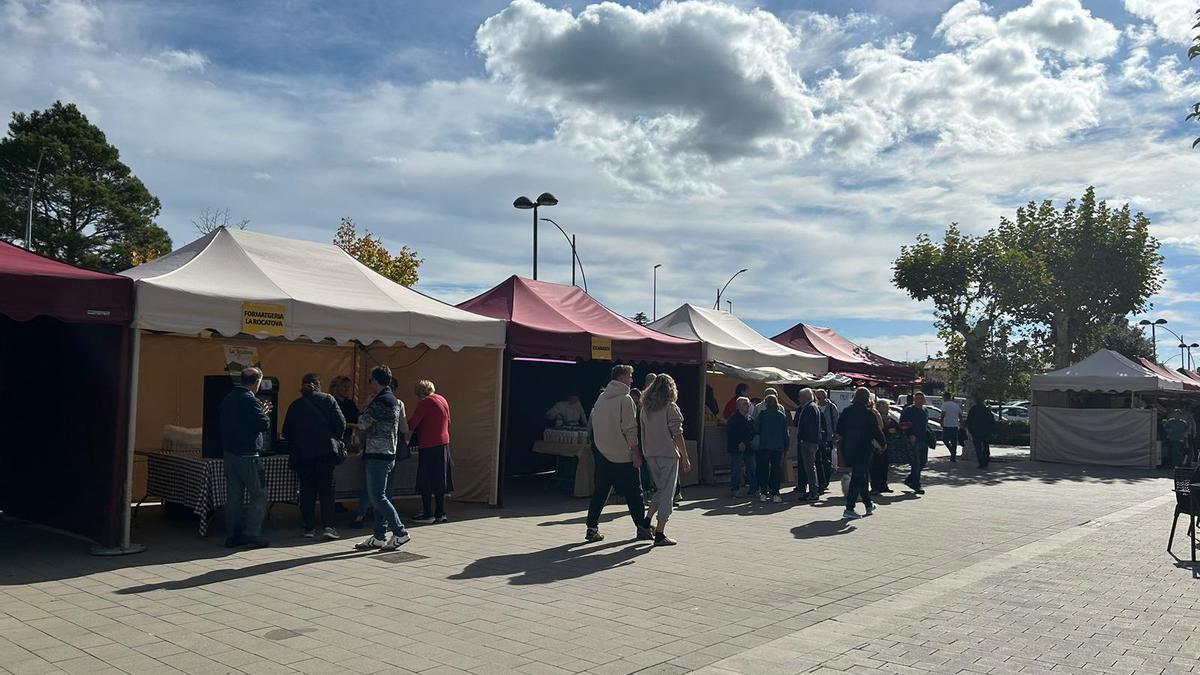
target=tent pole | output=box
[91,327,146,556]
[490,348,504,506]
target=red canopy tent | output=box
[0,241,134,550]
[458,276,701,363]
[771,322,917,385]
[1139,358,1200,390]
[458,277,704,499]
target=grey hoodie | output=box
[590,380,639,463]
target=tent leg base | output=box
[88,543,147,557]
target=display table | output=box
[533,440,700,498]
[331,452,419,502]
[140,449,297,536]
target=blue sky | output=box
[4,0,1200,362]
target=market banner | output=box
[241,301,286,337]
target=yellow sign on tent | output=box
[591,335,612,360]
[241,302,287,337]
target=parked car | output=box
[886,402,944,441]
[1004,400,1030,408]
[1000,405,1029,424]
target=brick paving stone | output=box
[1,449,1191,674]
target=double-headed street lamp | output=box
[714,268,748,310]
[513,192,558,280]
[1139,318,1168,361]
[1180,341,1200,371]
[539,217,587,292]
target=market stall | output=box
[771,322,918,386]
[1030,349,1190,467]
[0,241,134,550]
[121,228,507,535]
[649,304,848,484]
[458,277,705,501]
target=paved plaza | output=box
[1,448,1195,675]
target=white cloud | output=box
[476,0,1117,191]
[1123,0,1194,45]
[143,49,208,72]
[3,0,101,47]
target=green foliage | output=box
[0,101,170,271]
[1191,9,1200,147]
[1076,316,1156,362]
[993,187,1162,367]
[631,312,649,326]
[333,217,422,287]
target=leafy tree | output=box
[0,101,171,271]
[893,225,1018,401]
[631,312,650,326]
[1189,8,1200,147]
[333,217,422,287]
[1075,315,1156,362]
[992,187,1162,368]
[193,207,249,236]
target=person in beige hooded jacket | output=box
[584,364,653,543]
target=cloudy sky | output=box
[4,0,1200,363]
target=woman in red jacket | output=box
[409,379,453,524]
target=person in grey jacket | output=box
[756,395,790,503]
[353,365,411,551]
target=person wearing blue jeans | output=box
[218,367,272,548]
[353,463,394,525]
[353,365,410,551]
[900,392,932,495]
[726,397,757,496]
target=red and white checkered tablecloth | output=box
[142,450,297,536]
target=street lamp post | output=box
[653,264,662,321]
[538,217,587,292]
[1188,343,1200,370]
[1139,318,1169,362]
[25,148,44,250]
[714,268,748,310]
[726,300,733,314]
[513,192,558,280]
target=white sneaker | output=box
[302,529,315,538]
[323,527,340,540]
[354,536,387,551]
[842,509,861,520]
[772,495,782,504]
[759,494,769,502]
[382,533,410,550]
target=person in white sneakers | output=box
[837,388,886,520]
[940,396,963,462]
[354,365,411,552]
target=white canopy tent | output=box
[115,228,507,549]
[650,304,847,387]
[1030,349,1186,468]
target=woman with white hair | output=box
[726,396,756,497]
[639,373,691,545]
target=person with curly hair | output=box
[639,373,692,546]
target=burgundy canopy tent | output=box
[771,322,918,386]
[0,241,134,550]
[458,277,704,500]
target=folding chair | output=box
[1168,467,1199,566]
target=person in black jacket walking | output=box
[838,388,886,519]
[795,388,821,502]
[899,392,934,495]
[966,399,996,469]
[726,397,757,497]
[283,373,346,540]
[219,367,272,549]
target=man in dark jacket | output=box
[837,388,886,519]
[899,392,933,495]
[220,367,272,548]
[795,388,821,501]
[814,390,840,493]
[966,399,996,469]
[283,373,346,539]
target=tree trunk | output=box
[962,319,990,402]
[1052,313,1072,369]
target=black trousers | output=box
[846,458,872,510]
[296,454,336,530]
[756,449,783,496]
[944,428,959,459]
[817,440,833,490]
[974,436,991,468]
[869,450,889,492]
[586,449,649,531]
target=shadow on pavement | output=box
[791,520,857,539]
[448,539,651,585]
[116,549,378,594]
